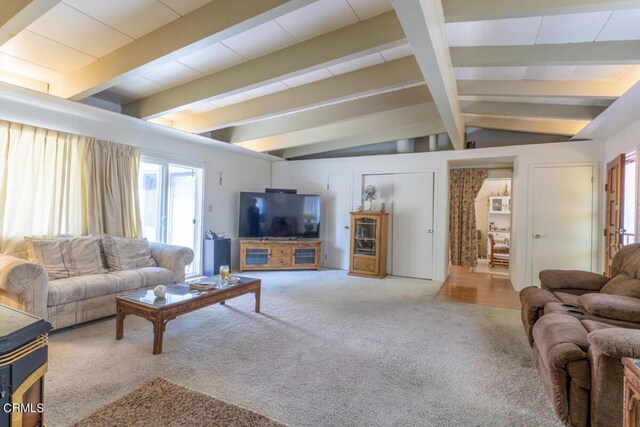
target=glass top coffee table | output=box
[116,276,261,354]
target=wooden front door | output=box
[606,154,626,275]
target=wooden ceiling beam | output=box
[0,0,60,46]
[49,0,315,100]
[461,101,606,120]
[173,57,424,133]
[443,0,640,22]
[464,115,591,136]
[235,103,442,152]
[215,85,431,144]
[393,0,465,150]
[123,11,406,119]
[458,80,626,98]
[452,41,640,67]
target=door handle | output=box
[344,226,350,229]
[534,234,541,239]
[427,229,433,233]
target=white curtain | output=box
[0,120,141,253]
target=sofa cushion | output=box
[25,236,107,279]
[107,267,174,290]
[578,293,640,323]
[48,267,173,306]
[101,235,157,270]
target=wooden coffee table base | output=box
[116,279,261,355]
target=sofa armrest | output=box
[0,254,48,319]
[539,269,610,293]
[519,286,560,345]
[588,328,640,359]
[148,243,194,283]
[578,293,640,324]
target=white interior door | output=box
[530,165,594,284]
[324,174,352,269]
[392,172,435,279]
[363,172,435,279]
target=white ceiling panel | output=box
[524,66,576,80]
[187,100,218,113]
[327,52,384,75]
[177,43,246,74]
[454,67,483,80]
[0,53,65,83]
[380,43,412,62]
[28,3,133,58]
[221,20,296,60]
[597,9,640,41]
[446,21,484,47]
[157,0,212,16]
[0,30,95,74]
[570,65,633,80]
[481,67,527,80]
[482,17,542,46]
[111,76,162,98]
[276,0,358,41]
[210,93,251,107]
[346,0,393,20]
[243,81,290,99]
[0,69,48,93]
[63,0,179,40]
[535,12,611,44]
[140,60,201,87]
[282,68,334,87]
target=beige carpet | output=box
[73,377,285,426]
[46,270,562,426]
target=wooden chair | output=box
[489,234,509,268]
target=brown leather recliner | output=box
[520,243,640,426]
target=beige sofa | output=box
[0,241,194,329]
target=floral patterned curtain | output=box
[449,168,488,267]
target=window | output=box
[139,156,204,276]
[624,151,637,245]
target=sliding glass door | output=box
[139,157,203,276]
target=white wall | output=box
[0,84,273,269]
[272,140,604,290]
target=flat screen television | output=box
[239,192,321,238]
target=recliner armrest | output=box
[539,269,609,292]
[578,293,640,324]
[588,328,640,359]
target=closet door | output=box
[530,164,595,284]
[324,174,352,269]
[392,172,435,279]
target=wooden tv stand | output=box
[239,239,321,272]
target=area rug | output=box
[73,377,285,427]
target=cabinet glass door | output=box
[490,198,504,212]
[354,217,377,256]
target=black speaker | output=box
[203,238,231,276]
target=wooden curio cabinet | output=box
[349,212,389,278]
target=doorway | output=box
[474,176,512,276]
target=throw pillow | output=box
[101,235,157,270]
[24,236,107,279]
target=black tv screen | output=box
[239,192,321,238]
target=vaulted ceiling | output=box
[1,0,639,158]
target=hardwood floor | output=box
[435,266,521,310]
